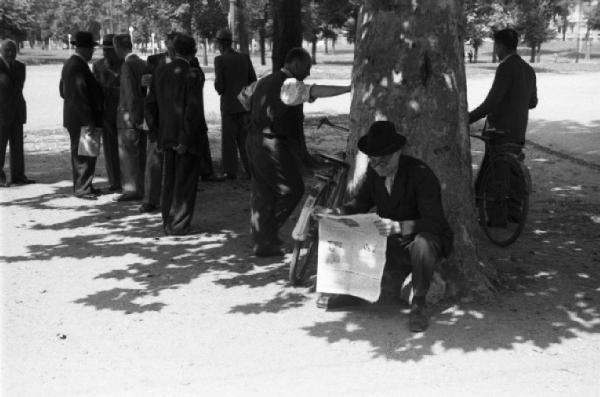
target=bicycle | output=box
[289,118,350,286]
[470,123,532,247]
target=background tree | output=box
[302,0,320,64]
[0,0,33,48]
[553,0,573,41]
[246,0,270,65]
[348,0,495,298]
[515,0,557,63]
[194,0,228,65]
[316,0,353,54]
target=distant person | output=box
[469,28,538,226]
[92,34,123,192]
[468,49,473,63]
[314,121,454,332]
[0,39,34,187]
[146,35,207,235]
[214,28,257,179]
[246,47,350,257]
[59,31,103,200]
[113,34,147,202]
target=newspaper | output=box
[316,213,387,303]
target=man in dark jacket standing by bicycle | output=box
[469,28,537,226]
[246,47,350,257]
[315,121,454,333]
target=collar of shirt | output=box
[281,67,294,78]
[74,52,88,63]
[174,56,190,64]
[501,53,517,64]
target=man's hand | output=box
[374,217,401,237]
[173,144,187,154]
[312,205,333,220]
[141,74,152,88]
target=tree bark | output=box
[259,27,266,65]
[311,38,317,64]
[271,0,302,70]
[203,38,209,66]
[473,45,478,63]
[530,44,536,63]
[347,0,495,299]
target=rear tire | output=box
[477,155,529,247]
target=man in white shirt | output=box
[246,47,350,257]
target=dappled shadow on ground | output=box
[4,119,600,361]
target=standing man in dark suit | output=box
[113,34,147,202]
[0,39,34,187]
[246,48,350,256]
[146,35,206,235]
[314,121,454,333]
[214,29,256,179]
[469,28,538,226]
[59,31,103,200]
[139,31,179,213]
[92,34,122,192]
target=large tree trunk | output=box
[348,0,495,299]
[271,0,302,70]
[271,0,311,164]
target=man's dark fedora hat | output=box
[71,31,99,47]
[357,121,407,157]
[100,34,115,48]
[215,29,233,41]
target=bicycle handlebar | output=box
[317,153,349,168]
[317,117,350,132]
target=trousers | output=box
[161,149,200,235]
[0,120,25,183]
[384,232,443,297]
[247,133,304,247]
[102,118,120,189]
[221,112,250,176]
[66,126,97,195]
[143,138,162,206]
[118,128,147,196]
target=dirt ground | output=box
[1,109,599,395]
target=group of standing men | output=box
[59,29,256,235]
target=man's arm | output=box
[468,62,511,124]
[181,69,206,151]
[247,54,257,83]
[529,71,538,109]
[214,55,224,95]
[400,166,448,237]
[281,79,350,106]
[309,84,351,100]
[144,71,159,140]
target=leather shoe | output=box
[316,293,364,310]
[76,193,98,201]
[113,193,142,202]
[139,203,158,213]
[108,185,122,192]
[201,174,226,182]
[409,302,429,332]
[12,177,36,185]
[90,186,102,195]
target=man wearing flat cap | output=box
[214,28,256,179]
[113,33,147,202]
[0,39,34,187]
[315,121,454,333]
[59,31,104,199]
[93,34,123,192]
[247,47,350,257]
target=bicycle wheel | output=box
[289,184,332,286]
[477,155,529,247]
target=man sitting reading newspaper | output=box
[314,121,454,332]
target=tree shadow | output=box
[4,119,600,362]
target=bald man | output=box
[0,39,34,186]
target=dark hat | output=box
[71,31,99,48]
[113,34,132,50]
[215,29,233,42]
[357,121,407,157]
[100,34,115,48]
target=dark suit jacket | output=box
[117,54,147,129]
[341,155,454,257]
[146,52,168,73]
[469,54,538,145]
[145,58,208,156]
[92,58,121,124]
[60,55,103,131]
[0,59,26,126]
[214,48,257,114]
